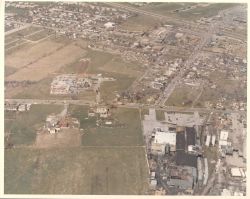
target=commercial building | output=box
[166,165,197,190]
[151,130,176,155]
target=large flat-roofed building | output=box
[150,129,176,155]
[176,151,197,168]
[166,165,197,190]
[175,127,198,168]
[176,131,186,151]
[152,131,176,152]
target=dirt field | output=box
[5,40,63,69]
[35,128,82,148]
[6,44,86,81]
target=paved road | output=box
[156,5,242,107]
[5,98,245,115]
[104,2,197,28]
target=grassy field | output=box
[84,49,142,102]
[196,71,246,107]
[5,35,140,102]
[176,3,236,20]
[5,66,18,77]
[5,147,149,194]
[165,85,201,107]
[100,73,135,102]
[5,105,149,194]
[4,104,63,146]
[101,56,143,77]
[123,2,237,21]
[156,110,165,121]
[69,106,144,146]
[25,29,53,41]
[120,14,163,32]
[5,26,42,40]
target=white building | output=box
[104,22,115,29]
[231,168,246,178]
[152,131,176,152]
[219,130,229,149]
[220,130,229,141]
[205,134,211,146]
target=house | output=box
[96,107,109,118]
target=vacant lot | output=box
[5,147,149,194]
[6,44,86,81]
[5,40,63,69]
[4,104,63,146]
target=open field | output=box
[6,76,96,101]
[4,104,63,146]
[5,35,140,102]
[5,66,18,77]
[120,14,163,32]
[6,43,86,81]
[196,71,246,107]
[84,49,142,102]
[165,85,201,107]
[156,110,165,121]
[25,29,54,41]
[69,106,144,146]
[35,128,82,148]
[100,73,135,102]
[5,105,149,194]
[101,56,143,77]
[128,3,237,21]
[5,40,63,69]
[5,26,41,40]
[175,3,236,20]
[5,147,149,194]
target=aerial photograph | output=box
[4,1,247,196]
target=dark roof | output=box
[176,131,185,151]
[176,151,197,168]
[186,127,196,146]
